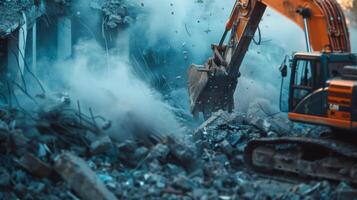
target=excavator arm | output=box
[188,0,350,118]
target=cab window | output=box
[295,59,314,87]
[292,59,316,108]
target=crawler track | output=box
[244,137,357,183]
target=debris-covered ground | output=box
[0,94,356,200]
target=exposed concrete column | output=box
[6,12,28,86]
[7,30,20,81]
[32,22,37,73]
[57,16,72,60]
[18,11,28,75]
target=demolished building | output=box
[0,0,134,92]
[0,0,77,101]
[0,1,42,91]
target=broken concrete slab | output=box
[247,100,293,134]
[193,110,244,141]
[194,110,231,135]
[54,152,118,200]
[17,153,52,179]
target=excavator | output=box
[188,0,357,183]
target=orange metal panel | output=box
[329,80,356,88]
[328,110,351,120]
[328,98,351,107]
[328,88,353,94]
[328,92,352,98]
[288,112,351,128]
[327,80,355,108]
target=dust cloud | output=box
[32,0,357,137]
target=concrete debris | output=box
[54,152,118,200]
[0,90,351,199]
[0,89,348,199]
[90,136,113,155]
[247,99,330,137]
[147,143,170,163]
[247,99,293,134]
[18,153,52,179]
[0,93,114,199]
[185,106,354,199]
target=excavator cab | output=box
[285,53,327,115]
[282,52,357,130]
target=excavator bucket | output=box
[188,64,209,117]
[188,45,237,119]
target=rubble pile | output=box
[188,102,356,199]
[0,94,355,199]
[0,93,115,199]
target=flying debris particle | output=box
[204,28,211,34]
[197,20,200,23]
[141,2,144,7]
[171,11,174,15]
[184,24,191,37]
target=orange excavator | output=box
[189,0,357,183]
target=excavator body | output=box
[188,0,352,121]
[246,51,357,183]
